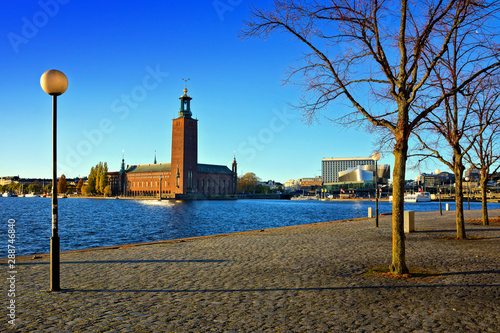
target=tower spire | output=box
[179,80,192,118]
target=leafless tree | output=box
[413,75,496,238]
[464,80,500,225]
[241,0,500,274]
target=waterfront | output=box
[1,197,499,256]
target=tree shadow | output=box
[72,283,500,294]
[9,259,228,266]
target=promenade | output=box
[2,209,499,332]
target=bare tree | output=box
[464,81,500,225]
[241,0,500,274]
[414,77,495,239]
[412,14,500,238]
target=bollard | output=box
[368,207,373,218]
[446,203,450,211]
[404,211,415,233]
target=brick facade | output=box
[109,88,236,198]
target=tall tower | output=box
[232,156,237,194]
[171,87,198,194]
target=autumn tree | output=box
[237,172,260,193]
[87,162,109,195]
[57,174,68,194]
[76,178,84,194]
[241,0,500,274]
[104,185,112,197]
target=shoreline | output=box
[4,208,498,262]
[0,215,370,263]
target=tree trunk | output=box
[453,162,466,239]
[389,141,409,275]
[480,169,489,226]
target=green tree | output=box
[87,166,97,194]
[27,184,41,193]
[44,183,52,193]
[88,162,109,194]
[99,162,109,194]
[57,174,68,194]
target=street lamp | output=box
[435,169,442,215]
[465,176,470,210]
[371,152,381,227]
[40,69,68,292]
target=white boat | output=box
[290,195,318,200]
[2,192,12,197]
[404,192,432,203]
[388,192,432,202]
[25,192,39,197]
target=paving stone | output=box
[1,209,499,331]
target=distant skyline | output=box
[0,1,448,183]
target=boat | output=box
[388,192,432,202]
[404,192,432,203]
[25,192,39,197]
[2,192,12,197]
[291,195,318,200]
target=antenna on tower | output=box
[182,78,190,87]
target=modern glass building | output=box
[322,157,375,183]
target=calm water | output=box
[1,197,497,256]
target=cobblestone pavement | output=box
[2,209,499,332]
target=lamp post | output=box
[40,69,68,292]
[435,169,442,215]
[371,152,381,227]
[465,176,470,210]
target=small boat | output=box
[25,192,39,197]
[2,192,12,197]
[57,194,67,199]
[404,192,432,203]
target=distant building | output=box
[338,164,390,183]
[299,176,323,193]
[108,87,237,198]
[284,179,301,192]
[416,171,455,188]
[322,157,376,183]
[258,180,283,191]
[464,166,480,182]
[0,176,19,186]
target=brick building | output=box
[108,87,237,199]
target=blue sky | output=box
[0,0,444,183]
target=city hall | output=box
[108,87,237,199]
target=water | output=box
[1,197,497,256]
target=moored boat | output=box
[404,192,432,203]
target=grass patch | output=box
[360,266,441,281]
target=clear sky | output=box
[0,0,445,183]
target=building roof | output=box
[322,157,375,162]
[123,163,232,175]
[126,163,171,173]
[198,164,232,174]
